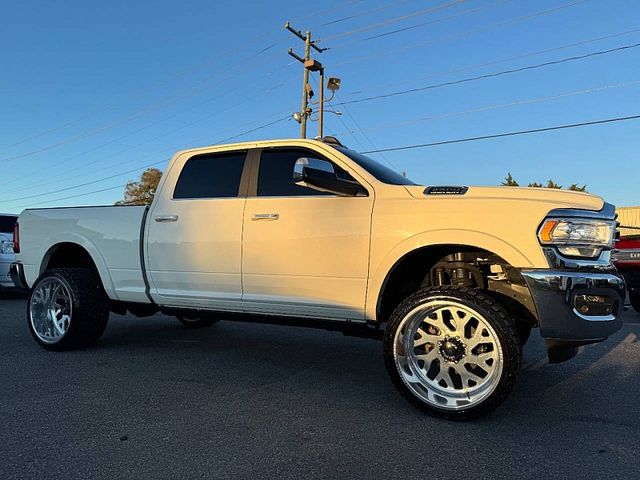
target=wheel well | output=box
[42,243,99,274]
[376,244,537,328]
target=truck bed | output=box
[18,205,149,303]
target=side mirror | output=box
[293,158,364,196]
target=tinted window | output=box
[258,148,356,197]
[174,152,246,199]
[0,216,17,233]
[334,146,415,186]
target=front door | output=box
[241,147,374,320]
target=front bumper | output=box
[521,269,625,362]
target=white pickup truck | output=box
[11,137,625,419]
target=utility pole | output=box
[285,22,325,139]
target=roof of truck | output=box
[174,137,346,157]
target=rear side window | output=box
[0,216,17,233]
[173,151,246,199]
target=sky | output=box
[0,0,639,212]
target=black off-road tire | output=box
[383,286,522,420]
[27,268,109,351]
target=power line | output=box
[0,47,287,163]
[12,114,640,208]
[320,0,465,42]
[332,89,403,173]
[360,26,640,92]
[2,65,296,192]
[360,115,640,154]
[10,72,296,188]
[362,0,509,41]
[336,41,640,106]
[20,184,127,210]
[8,116,290,208]
[2,0,364,153]
[2,160,168,203]
[290,0,362,24]
[0,40,282,153]
[3,98,295,200]
[331,0,510,49]
[333,0,590,66]
[336,79,640,135]
[318,0,414,27]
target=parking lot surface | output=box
[1,291,639,479]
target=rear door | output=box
[241,146,374,320]
[145,149,250,309]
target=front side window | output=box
[173,151,246,199]
[258,148,357,197]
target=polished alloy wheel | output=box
[29,277,73,344]
[393,300,503,411]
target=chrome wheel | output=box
[29,277,73,344]
[393,300,504,411]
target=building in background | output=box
[617,206,640,238]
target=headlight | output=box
[538,218,616,258]
[0,241,14,254]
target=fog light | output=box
[576,295,606,304]
[574,294,613,316]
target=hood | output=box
[404,185,605,212]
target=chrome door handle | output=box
[252,213,279,221]
[154,214,179,223]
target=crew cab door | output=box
[241,146,374,320]
[145,149,250,308]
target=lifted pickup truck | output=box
[11,137,625,419]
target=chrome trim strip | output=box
[546,202,616,220]
[613,249,640,263]
[543,247,614,270]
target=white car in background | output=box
[0,213,18,289]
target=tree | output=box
[115,168,163,205]
[500,173,587,192]
[567,183,587,192]
[501,173,519,186]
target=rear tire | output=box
[27,268,109,351]
[383,286,521,420]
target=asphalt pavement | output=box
[1,290,639,479]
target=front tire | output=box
[383,286,521,420]
[27,268,109,351]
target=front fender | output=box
[365,229,546,321]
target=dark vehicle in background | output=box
[614,234,640,313]
[0,214,18,289]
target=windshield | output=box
[0,216,17,233]
[334,146,416,186]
